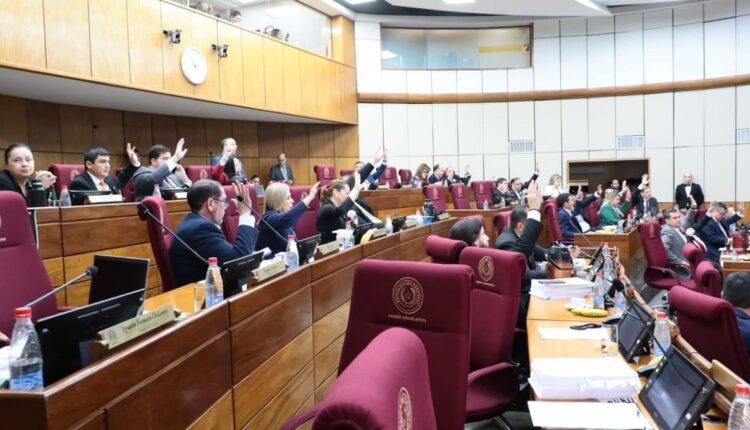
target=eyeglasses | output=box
[212,197,229,209]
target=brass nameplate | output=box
[251,260,286,283]
[97,305,176,349]
[404,219,417,228]
[372,227,388,238]
[437,213,450,221]
[87,194,124,205]
[174,191,187,199]
[401,184,412,189]
[317,241,340,256]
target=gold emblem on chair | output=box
[648,223,656,239]
[432,188,438,199]
[478,256,494,282]
[71,169,80,179]
[457,187,463,198]
[392,277,424,315]
[398,387,413,430]
[479,183,484,193]
[324,167,330,177]
[301,191,308,199]
[200,169,208,179]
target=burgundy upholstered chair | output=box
[450,183,472,209]
[639,221,695,291]
[281,328,437,430]
[584,200,600,227]
[399,168,412,185]
[683,242,704,276]
[0,192,60,336]
[139,196,178,291]
[378,166,398,188]
[494,211,511,235]
[339,259,474,429]
[669,286,750,381]
[339,168,353,178]
[184,165,212,183]
[459,247,525,421]
[423,184,447,211]
[49,164,85,196]
[314,164,336,186]
[424,235,467,264]
[542,199,565,244]
[222,185,240,243]
[290,185,319,239]
[693,261,721,297]
[114,166,136,202]
[471,181,493,208]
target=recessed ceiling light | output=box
[343,0,376,4]
[443,0,476,4]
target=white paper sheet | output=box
[0,346,9,382]
[530,357,640,400]
[529,401,651,429]
[538,327,604,340]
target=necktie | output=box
[164,177,177,189]
[98,180,106,191]
[281,166,287,181]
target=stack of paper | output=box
[537,327,604,340]
[530,277,595,300]
[529,357,639,400]
[528,401,651,429]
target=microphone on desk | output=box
[235,195,289,244]
[27,266,98,308]
[137,203,209,265]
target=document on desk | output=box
[530,278,595,300]
[529,401,651,429]
[538,327,604,340]
[529,357,639,400]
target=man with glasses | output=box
[661,209,692,278]
[695,202,742,269]
[169,180,258,286]
[269,152,294,184]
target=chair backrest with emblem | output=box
[49,164,85,195]
[314,164,336,186]
[379,166,399,188]
[290,185,319,239]
[139,196,178,291]
[185,165,212,183]
[449,183,471,209]
[470,181,493,206]
[423,184,446,211]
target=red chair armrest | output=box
[467,362,515,385]
[280,404,322,430]
[646,266,680,282]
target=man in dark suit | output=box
[675,172,704,211]
[634,184,660,220]
[132,139,192,201]
[169,180,258,286]
[661,208,691,278]
[507,163,541,205]
[556,186,601,243]
[69,144,140,205]
[492,177,511,206]
[427,164,445,185]
[723,272,750,358]
[695,202,742,269]
[269,152,294,184]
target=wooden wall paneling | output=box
[297,396,315,430]
[343,67,358,124]
[315,371,336,403]
[334,158,358,178]
[313,334,344,388]
[186,391,234,430]
[43,257,64,287]
[311,264,356,321]
[123,112,152,151]
[205,119,232,155]
[61,216,148,256]
[262,38,285,112]
[217,22,244,105]
[0,393,48,429]
[241,30,266,109]
[0,0,45,68]
[307,125,335,158]
[177,117,208,159]
[316,57,332,119]
[331,64,343,121]
[233,328,313,429]
[89,0,129,84]
[283,123,309,158]
[150,114,178,148]
[91,109,125,152]
[258,158,277,183]
[282,45,302,115]
[299,52,318,117]
[104,333,232,430]
[75,412,106,430]
[60,106,93,154]
[312,301,349,355]
[190,12,220,100]
[34,152,64,174]
[38,222,62,259]
[310,244,361,281]
[160,2,195,96]
[229,266,311,324]
[43,0,91,77]
[243,362,314,430]
[331,16,355,68]
[400,236,429,262]
[293,159,312,186]
[231,120,258,158]
[63,243,155,280]
[244,158,260,179]
[0,96,28,150]
[257,122,284,157]
[126,0,164,90]
[230,286,312,381]
[333,125,358,158]
[27,101,62,152]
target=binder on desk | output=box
[530,278,594,300]
[529,357,639,400]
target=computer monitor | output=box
[392,216,407,232]
[88,255,150,304]
[617,300,655,361]
[35,289,145,385]
[353,223,373,245]
[297,234,320,264]
[639,346,716,430]
[585,245,605,282]
[220,250,264,299]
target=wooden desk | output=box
[527,295,614,322]
[0,218,456,430]
[360,188,424,220]
[575,229,645,286]
[721,257,750,277]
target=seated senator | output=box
[256,181,320,254]
[722,272,750,359]
[450,217,489,247]
[598,189,631,226]
[133,139,192,201]
[556,185,601,242]
[444,165,471,186]
[694,202,742,269]
[492,177,511,207]
[316,174,363,244]
[169,180,258,286]
[410,163,430,188]
[0,143,56,206]
[69,144,141,205]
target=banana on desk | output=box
[570,308,609,317]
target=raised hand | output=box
[597,184,603,195]
[642,173,650,185]
[234,182,251,216]
[303,182,320,206]
[172,138,187,163]
[526,180,541,210]
[372,146,384,165]
[126,143,141,167]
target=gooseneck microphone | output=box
[137,203,209,265]
[27,266,98,308]
[236,195,289,244]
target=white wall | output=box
[355,1,750,203]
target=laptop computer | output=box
[297,234,321,264]
[88,255,150,304]
[221,250,265,299]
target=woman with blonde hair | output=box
[410,163,430,188]
[544,173,564,198]
[257,181,320,253]
[317,173,363,243]
[598,188,631,226]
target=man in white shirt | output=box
[69,143,141,205]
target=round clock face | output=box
[181,47,208,85]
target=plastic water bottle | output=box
[614,275,628,316]
[344,221,354,249]
[499,197,506,208]
[204,257,223,307]
[728,384,750,429]
[592,273,606,310]
[652,311,671,357]
[732,249,739,261]
[385,217,393,235]
[483,200,490,210]
[415,209,423,226]
[602,255,615,284]
[9,307,44,391]
[286,235,299,270]
[153,183,161,197]
[602,242,610,258]
[58,186,71,207]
